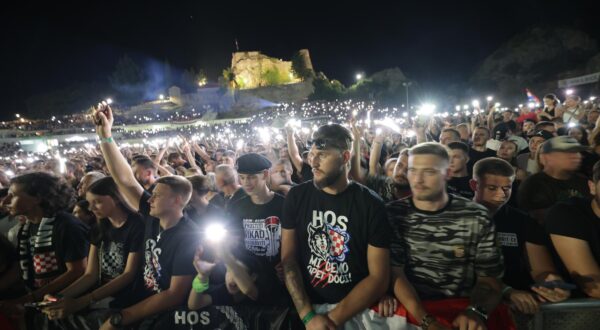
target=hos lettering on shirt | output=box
[228,194,285,266]
[139,192,197,294]
[282,181,391,304]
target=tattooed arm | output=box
[281,228,335,329]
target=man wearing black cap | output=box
[518,136,591,223]
[227,153,286,296]
[281,124,391,328]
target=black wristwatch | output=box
[420,314,437,329]
[109,311,124,328]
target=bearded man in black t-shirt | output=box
[281,124,391,329]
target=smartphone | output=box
[533,281,577,290]
[24,301,56,309]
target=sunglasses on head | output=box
[307,138,343,150]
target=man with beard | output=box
[281,124,391,328]
[131,156,157,192]
[386,143,505,330]
[351,126,411,202]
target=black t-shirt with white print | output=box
[447,176,474,199]
[282,181,391,304]
[227,194,285,267]
[137,191,198,297]
[90,213,145,283]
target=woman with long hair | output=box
[42,177,144,327]
[539,94,560,121]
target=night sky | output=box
[1,1,598,118]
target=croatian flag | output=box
[526,88,540,104]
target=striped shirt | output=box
[386,194,503,299]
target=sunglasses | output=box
[307,138,344,150]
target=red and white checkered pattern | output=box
[328,229,345,257]
[33,251,59,274]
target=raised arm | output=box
[349,120,365,183]
[94,105,144,210]
[285,127,304,173]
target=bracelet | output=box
[100,136,114,144]
[420,314,436,329]
[192,275,209,293]
[466,305,488,321]
[501,285,513,298]
[302,310,316,325]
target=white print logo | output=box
[243,216,281,259]
[306,210,352,288]
[174,310,210,326]
[497,232,518,247]
[143,239,162,292]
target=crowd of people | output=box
[0,92,599,330]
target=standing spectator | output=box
[0,172,88,325]
[93,105,197,330]
[447,142,474,199]
[386,143,505,329]
[518,136,590,223]
[282,124,391,328]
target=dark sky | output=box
[1,0,597,118]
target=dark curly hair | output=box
[10,172,76,217]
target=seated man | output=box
[386,143,505,329]
[544,160,600,298]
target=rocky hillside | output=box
[470,27,600,98]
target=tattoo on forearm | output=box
[283,260,310,312]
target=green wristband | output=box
[302,310,316,325]
[100,136,114,144]
[192,275,209,293]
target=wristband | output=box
[466,305,488,321]
[100,136,114,144]
[501,285,513,298]
[302,310,316,325]
[192,275,209,293]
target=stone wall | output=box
[231,51,302,89]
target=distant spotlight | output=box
[417,103,436,116]
[591,96,597,101]
[455,105,461,111]
[486,96,493,102]
[15,114,20,118]
[355,73,363,81]
[463,105,469,110]
[565,89,574,96]
[471,100,480,108]
[159,94,165,100]
[495,102,501,108]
